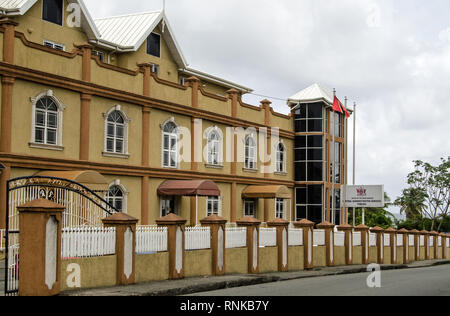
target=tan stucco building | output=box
[0,0,349,227]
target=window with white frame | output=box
[206,129,222,166]
[244,199,256,217]
[276,198,286,219]
[31,91,64,148]
[162,120,178,168]
[207,196,222,216]
[105,109,128,155]
[43,40,65,51]
[92,50,105,62]
[244,136,257,170]
[276,142,286,173]
[106,184,127,213]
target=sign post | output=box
[341,185,385,226]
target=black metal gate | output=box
[4,176,119,295]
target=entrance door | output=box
[161,196,177,217]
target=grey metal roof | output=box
[1,0,251,93]
[95,11,161,49]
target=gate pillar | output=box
[18,199,65,296]
[156,213,187,280]
[293,219,315,270]
[267,218,290,272]
[200,215,228,276]
[103,213,138,286]
[236,217,261,274]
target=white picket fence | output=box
[334,231,345,247]
[61,226,116,259]
[260,228,277,247]
[0,229,5,251]
[289,228,303,246]
[136,226,168,254]
[314,229,325,246]
[185,226,211,251]
[225,227,247,249]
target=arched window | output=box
[31,91,64,148]
[162,120,178,168]
[206,128,222,166]
[276,142,286,173]
[106,182,127,213]
[104,106,130,157]
[244,136,257,170]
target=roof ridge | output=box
[94,10,162,21]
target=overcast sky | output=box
[84,0,450,216]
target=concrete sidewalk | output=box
[61,259,450,296]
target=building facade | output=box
[0,0,349,227]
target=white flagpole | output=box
[332,89,336,225]
[344,96,348,225]
[353,102,357,227]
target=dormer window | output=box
[147,32,161,57]
[42,0,63,26]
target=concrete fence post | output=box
[317,221,335,267]
[236,217,261,274]
[18,199,65,296]
[267,218,290,272]
[441,233,448,259]
[410,229,420,261]
[294,219,315,270]
[370,226,385,265]
[440,233,447,260]
[337,224,353,265]
[385,228,397,264]
[200,215,228,276]
[355,224,370,265]
[431,231,439,259]
[397,229,409,264]
[421,230,430,260]
[156,213,187,280]
[102,213,138,286]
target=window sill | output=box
[102,151,130,159]
[205,164,224,169]
[162,165,179,170]
[274,171,288,176]
[29,142,64,151]
[242,168,258,173]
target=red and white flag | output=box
[333,96,351,118]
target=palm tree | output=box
[395,188,428,221]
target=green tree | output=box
[348,193,395,229]
[406,157,450,232]
[394,187,427,221]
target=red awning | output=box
[157,180,220,197]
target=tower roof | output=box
[288,83,334,107]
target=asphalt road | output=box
[187,264,450,296]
